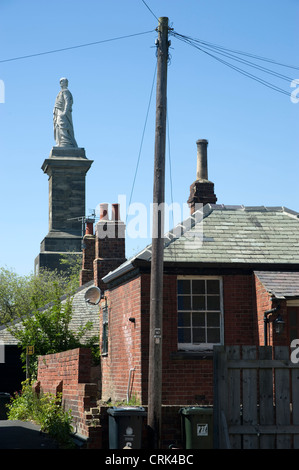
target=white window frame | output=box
[177,275,224,351]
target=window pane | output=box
[290,328,298,343]
[178,328,191,343]
[178,280,190,295]
[289,310,297,327]
[177,277,222,347]
[193,328,206,343]
[192,280,205,294]
[207,328,220,343]
[193,312,205,327]
[207,312,220,327]
[193,295,205,310]
[207,280,220,294]
[178,312,191,327]
[178,295,191,310]
[207,295,220,310]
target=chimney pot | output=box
[111,203,120,221]
[187,138,217,213]
[85,220,94,235]
[99,203,109,220]
[196,139,208,181]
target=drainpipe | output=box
[127,368,135,403]
[264,306,279,346]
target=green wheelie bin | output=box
[180,406,213,449]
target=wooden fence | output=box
[213,345,299,449]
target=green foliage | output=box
[8,289,97,376]
[37,392,74,448]
[6,380,39,422]
[1,259,99,375]
[0,267,31,324]
[0,266,79,325]
[58,253,82,293]
[7,380,74,448]
[105,394,141,407]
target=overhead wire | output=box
[188,36,299,72]
[171,31,295,98]
[0,30,155,64]
[189,41,293,82]
[140,0,159,22]
[1,21,295,228]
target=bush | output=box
[7,380,74,448]
[6,380,39,422]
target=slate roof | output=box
[103,204,299,283]
[0,281,100,346]
[255,271,299,299]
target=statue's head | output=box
[59,77,68,88]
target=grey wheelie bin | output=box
[107,406,147,449]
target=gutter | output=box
[102,260,135,284]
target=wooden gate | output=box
[213,345,299,449]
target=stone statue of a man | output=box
[53,78,78,148]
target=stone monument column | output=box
[35,78,93,273]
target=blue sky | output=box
[0,0,298,276]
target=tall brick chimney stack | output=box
[79,203,126,289]
[79,219,95,286]
[93,203,126,291]
[187,139,217,214]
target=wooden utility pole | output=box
[147,16,169,449]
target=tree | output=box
[8,287,97,376]
[0,267,31,324]
[0,262,80,325]
[1,261,99,376]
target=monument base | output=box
[34,251,82,275]
[35,230,83,274]
[35,146,93,273]
[49,146,87,159]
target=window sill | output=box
[170,350,213,360]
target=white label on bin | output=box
[124,426,135,443]
[125,427,134,436]
[197,423,208,436]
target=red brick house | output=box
[79,139,299,407]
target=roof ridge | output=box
[281,207,299,218]
[141,203,299,259]
[204,205,299,217]
[102,203,299,284]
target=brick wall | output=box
[37,348,101,447]
[101,275,142,403]
[79,205,126,290]
[101,272,267,406]
[80,234,95,285]
[93,219,126,292]
[223,274,258,345]
[254,273,288,347]
[35,346,197,449]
